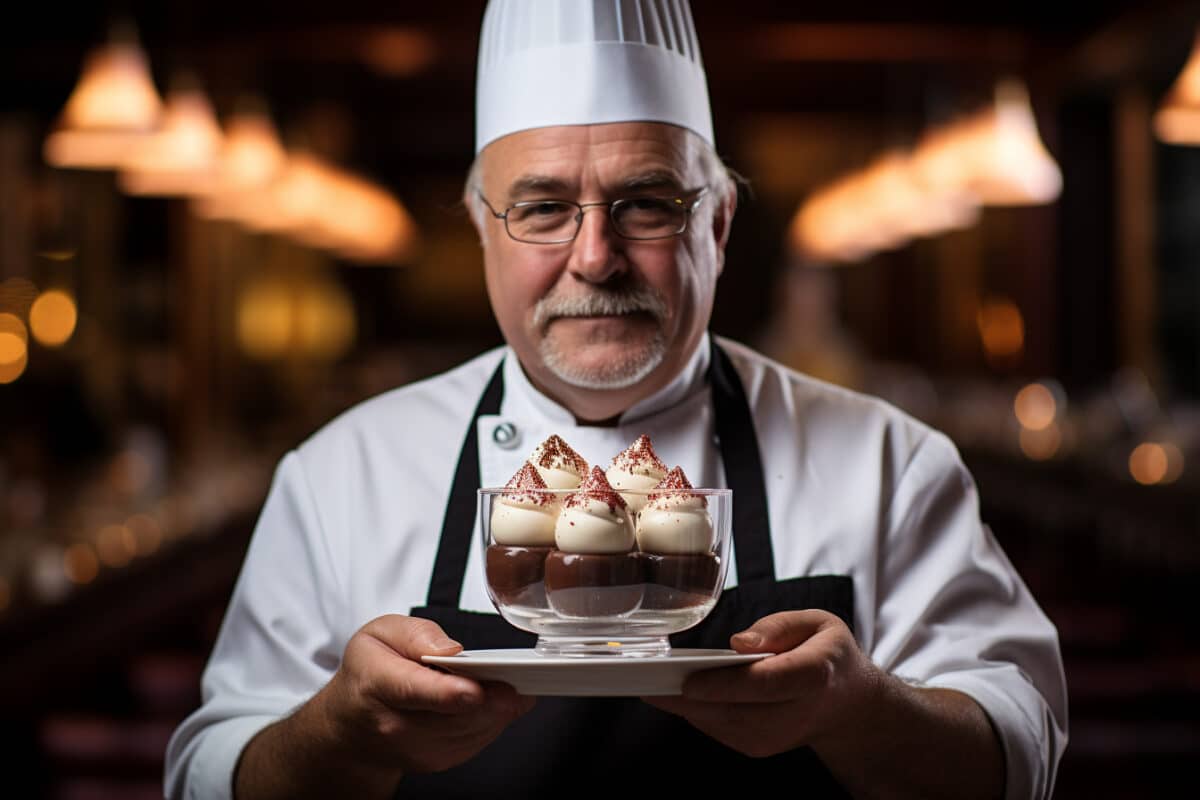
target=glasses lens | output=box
[613,198,687,239]
[507,201,577,242]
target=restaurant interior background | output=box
[2,0,1198,796]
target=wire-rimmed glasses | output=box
[476,187,708,244]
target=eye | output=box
[625,197,675,213]
[510,201,571,222]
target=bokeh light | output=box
[294,280,356,362]
[1019,422,1061,460]
[63,543,100,585]
[126,513,163,556]
[977,297,1025,361]
[1129,442,1185,485]
[236,276,357,362]
[1014,383,1057,430]
[236,280,292,360]
[0,312,30,384]
[29,289,78,347]
[97,524,137,568]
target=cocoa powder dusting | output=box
[610,434,668,474]
[532,434,588,475]
[502,461,553,506]
[565,466,627,512]
[647,465,706,505]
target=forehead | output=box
[479,122,702,198]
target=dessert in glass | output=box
[481,435,731,658]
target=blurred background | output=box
[2,1,1198,797]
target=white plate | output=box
[422,649,771,696]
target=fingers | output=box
[354,615,484,713]
[642,695,809,757]
[683,611,851,703]
[404,682,535,734]
[358,639,485,712]
[729,609,835,654]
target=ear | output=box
[466,192,488,247]
[710,183,737,276]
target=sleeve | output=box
[163,450,348,800]
[869,431,1068,800]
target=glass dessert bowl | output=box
[479,477,731,658]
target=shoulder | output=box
[715,335,938,457]
[713,337,968,512]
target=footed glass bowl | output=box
[479,487,731,657]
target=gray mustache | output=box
[533,287,667,329]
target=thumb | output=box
[730,609,836,653]
[366,614,464,660]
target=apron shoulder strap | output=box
[708,338,775,583]
[427,359,505,607]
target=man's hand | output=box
[235,615,535,799]
[643,610,1005,800]
[322,615,535,773]
[643,610,881,757]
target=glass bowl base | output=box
[533,635,672,658]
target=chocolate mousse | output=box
[636,466,720,610]
[545,466,643,617]
[486,462,556,606]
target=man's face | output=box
[473,122,733,410]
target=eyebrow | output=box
[504,170,688,202]
[506,174,572,201]
[616,171,686,194]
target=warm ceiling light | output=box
[791,153,978,266]
[791,173,877,264]
[119,81,224,196]
[192,104,288,219]
[316,173,419,264]
[234,152,418,265]
[43,29,164,169]
[1154,30,1200,145]
[857,153,979,243]
[912,79,1062,206]
[236,151,334,234]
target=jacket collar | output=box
[501,332,712,426]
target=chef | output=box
[165,1,1067,798]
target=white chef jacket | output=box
[164,333,1068,800]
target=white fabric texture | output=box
[475,0,714,151]
[164,334,1067,800]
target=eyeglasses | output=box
[476,187,708,244]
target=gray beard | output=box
[533,286,669,390]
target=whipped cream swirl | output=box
[555,466,635,553]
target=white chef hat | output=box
[474,0,714,153]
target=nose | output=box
[567,204,625,284]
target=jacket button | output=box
[492,422,521,450]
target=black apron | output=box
[406,340,854,798]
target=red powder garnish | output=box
[647,466,706,506]
[565,466,627,512]
[501,461,554,506]
[609,434,668,475]
[531,434,588,475]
